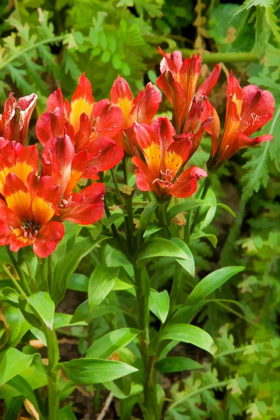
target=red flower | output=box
[0,93,37,145]
[41,135,105,225]
[156,48,220,139]
[110,76,162,155]
[131,117,207,199]
[36,74,124,164]
[0,172,64,258]
[207,72,275,171]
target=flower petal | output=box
[33,221,64,258]
[169,167,207,198]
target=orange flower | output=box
[207,72,275,171]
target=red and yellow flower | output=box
[41,135,105,225]
[0,171,64,258]
[207,72,275,171]
[131,117,207,199]
[36,74,124,158]
[0,93,37,145]
[156,48,220,140]
[110,76,162,155]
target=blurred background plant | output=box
[0,0,279,418]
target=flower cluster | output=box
[0,49,275,257]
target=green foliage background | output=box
[0,0,279,418]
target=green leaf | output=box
[52,235,107,304]
[138,201,158,235]
[8,375,43,418]
[67,273,88,292]
[155,324,214,354]
[0,287,19,304]
[171,238,195,276]
[86,328,140,359]
[166,199,206,221]
[0,349,38,386]
[88,265,119,310]
[217,203,236,217]
[149,289,170,323]
[59,403,77,420]
[191,231,218,248]
[186,266,245,306]
[155,357,203,374]
[59,359,137,385]
[71,301,121,324]
[27,292,55,330]
[136,238,189,266]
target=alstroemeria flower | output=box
[0,172,64,258]
[207,72,275,171]
[156,48,220,137]
[131,117,207,199]
[0,93,37,145]
[41,135,105,225]
[0,140,39,195]
[110,76,162,155]
[36,74,124,156]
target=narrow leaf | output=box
[156,324,214,354]
[0,349,38,386]
[149,289,170,323]
[88,265,120,310]
[86,328,140,359]
[59,359,138,385]
[137,238,189,266]
[27,292,55,330]
[155,357,203,374]
[187,266,244,306]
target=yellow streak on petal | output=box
[65,169,82,196]
[117,97,133,127]
[0,167,10,193]
[6,191,31,220]
[32,197,54,225]
[165,151,182,177]
[143,143,161,177]
[232,93,242,117]
[13,228,35,245]
[11,162,34,184]
[70,98,94,133]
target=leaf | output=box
[59,359,138,385]
[171,238,195,276]
[166,199,207,221]
[191,231,218,248]
[88,265,120,310]
[186,266,244,306]
[136,238,189,266]
[149,289,170,323]
[138,201,158,235]
[67,273,88,292]
[71,301,121,324]
[217,203,236,217]
[155,357,203,374]
[52,235,107,304]
[154,324,214,355]
[26,292,55,330]
[0,287,20,304]
[86,328,140,359]
[8,375,43,418]
[0,349,38,386]
[59,403,77,420]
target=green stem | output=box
[0,35,67,70]
[158,201,171,238]
[190,176,211,235]
[110,168,121,200]
[123,155,129,185]
[168,262,182,319]
[7,247,32,294]
[134,266,158,420]
[44,327,60,420]
[0,263,27,297]
[180,49,260,64]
